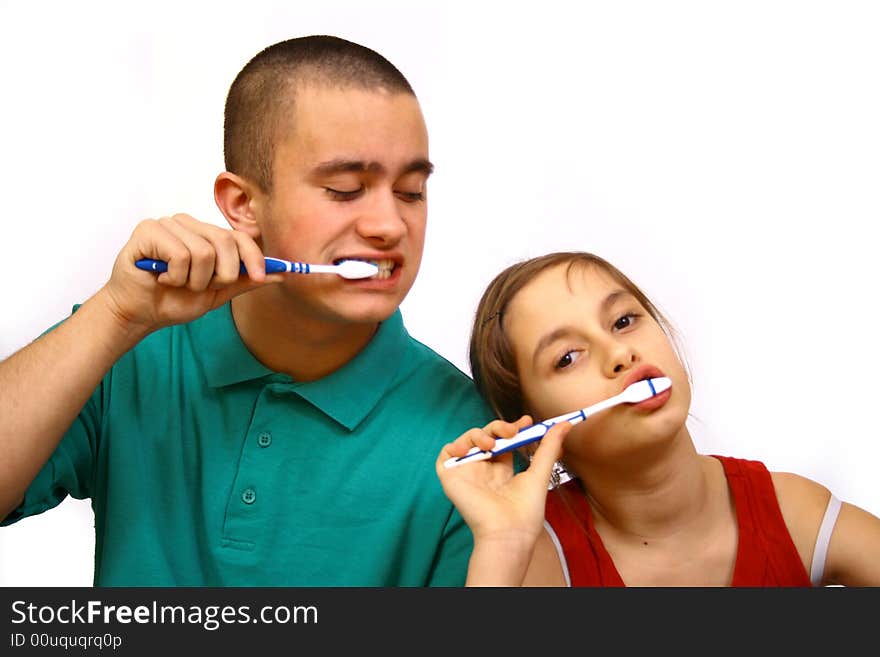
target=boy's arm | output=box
[0,214,279,518]
[0,289,146,518]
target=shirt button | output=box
[241,488,256,505]
[257,432,272,448]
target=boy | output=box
[0,35,491,586]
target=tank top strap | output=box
[545,480,624,586]
[712,455,810,586]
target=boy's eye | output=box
[555,350,581,370]
[325,187,364,201]
[395,191,424,202]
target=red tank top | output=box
[544,455,811,586]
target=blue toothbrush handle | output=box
[445,409,587,469]
[445,423,551,469]
[491,422,552,456]
[135,258,170,273]
[134,257,301,275]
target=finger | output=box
[166,214,246,287]
[436,443,454,475]
[130,220,192,288]
[459,428,496,454]
[231,230,270,283]
[446,428,495,457]
[159,216,217,291]
[525,421,571,484]
[483,415,531,439]
[208,274,286,307]
[513,415,534,430]
[201,225,244,285]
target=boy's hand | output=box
[99,214,283,334]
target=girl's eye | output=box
[325,187,364,201]
[555,350,581,370]
[613,313,639,331]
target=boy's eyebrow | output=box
[531,289,633,367]
[311,158,434,177]
[401,158,434,176]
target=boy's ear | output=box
[214,172,262,240]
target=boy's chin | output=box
[330,300,401,326]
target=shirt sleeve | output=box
[425,504,474,586]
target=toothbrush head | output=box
[620,377,672,403]
[335,260,380,279]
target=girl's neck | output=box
[569,428,723,543]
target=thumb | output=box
[525,421,570,484]
[211,274,284,307]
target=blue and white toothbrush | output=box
[134,257,378,279]
[444,377,672,469]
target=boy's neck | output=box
[230,288,380,382]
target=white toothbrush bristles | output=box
[334,260,380,279]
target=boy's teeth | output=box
[373,259,394,279]
[343,258,395,278]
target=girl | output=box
[436,252,880,586]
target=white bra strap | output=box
[810,494,842,587]
[543,520,571,587]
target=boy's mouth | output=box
[334,257,397,280]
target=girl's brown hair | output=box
[469,252,684,421]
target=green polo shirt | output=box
[3,304,493,586]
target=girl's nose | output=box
[605,340,639,377]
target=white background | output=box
[1,0,878,586]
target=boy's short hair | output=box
[224,35,415,192]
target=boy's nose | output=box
[355,190,407,246]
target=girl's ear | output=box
[214,172,262,240]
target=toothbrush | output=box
[134,257,379,279]
[444,377,672,469]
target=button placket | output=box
[222,385,280,548]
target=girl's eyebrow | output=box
[532,326,579,368]
[530,289,633,367]
[600,289,631,313]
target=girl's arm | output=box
[823,501,880,586]
[774,472,880,586]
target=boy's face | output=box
[504,263,691,462]
[253,85,431,325]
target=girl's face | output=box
[504,263,691,461]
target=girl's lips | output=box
[622,365,666,390]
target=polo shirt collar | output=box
[192,303,273,387]
[191,303,408,431]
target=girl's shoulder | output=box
[770,470,832,520]
[769,470,832,572]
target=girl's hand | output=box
[435,416,571,547]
